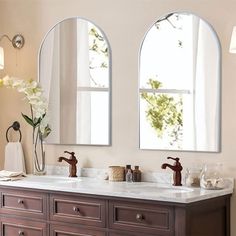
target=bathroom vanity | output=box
[0,176,233,236]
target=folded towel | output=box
[0,170,26,181]
[4,142,26,173]
[0,170,26,178]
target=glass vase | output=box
[185,167,202,187]
[200,163,224,190]
[32,128,46,175]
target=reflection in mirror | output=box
[139,12,220,151]
[39,17,111,145]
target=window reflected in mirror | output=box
[139,12,220,151]
[39,18,111,145]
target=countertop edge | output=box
[0,175,233,204]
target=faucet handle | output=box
[167,157,180,162]
[64,151,75,156]
[64,151,77,163]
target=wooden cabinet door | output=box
[0,216,47,236]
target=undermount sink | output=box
[23,176,194,195]
[21,175,195,198]
[25,175,81,185]
[126,185,194,195]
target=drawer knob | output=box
[18,230,24,236]
[136,213,144,221]
[73,206,81,214]
[17,199,24,204]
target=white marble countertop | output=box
[0,175,233,203]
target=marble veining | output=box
[0,175,233,203]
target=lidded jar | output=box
[108,166,125,181]
[200,163,224,189]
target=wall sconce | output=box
[0,47,4,69]
[0,34,25,69]
[229,26,236,53]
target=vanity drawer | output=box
[0,216,47,236]
[109,200,174,236]
[0,189,47,219]
[50,224,106,236]
[50,194,106,227]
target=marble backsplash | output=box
[45,164,172,184]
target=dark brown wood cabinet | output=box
[0,186,231,236]
[0,217,47,236]
[50,194,106,227]
[0,189,47,220]
[109,200,174,236]
[50,224,106,236]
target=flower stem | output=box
[33,125,45,173]
[30,105,35,144]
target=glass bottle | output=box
[126,169,133,182]
[124,165,132,180]
[125,165,132,174]
[133,166,142,182]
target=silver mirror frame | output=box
[38,17,112,146]
[138,11,221,152]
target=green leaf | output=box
[140,78,183,146]
[33,117,41,127]
[41,125,51,139]
[21,113,34,127]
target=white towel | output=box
[0,170,26,181]
[4,142,26,173]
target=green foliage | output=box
[141,78,183,147]
[22,111,51,139]
[89,27,108,65]
[88,25,109,87]
[21,113,35,127]
[89,28,104,41]
[41,125,51,139]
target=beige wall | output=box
[0,0,236,233]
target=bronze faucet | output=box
[161,157,183,186]
[58,151,78,177]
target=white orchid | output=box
[0,75,51,173]
[0,75,51,138]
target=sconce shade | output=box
[0,47,4,69]
[229,26,236,53]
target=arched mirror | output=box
[39,17,111,145]
[139,12,220,152]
